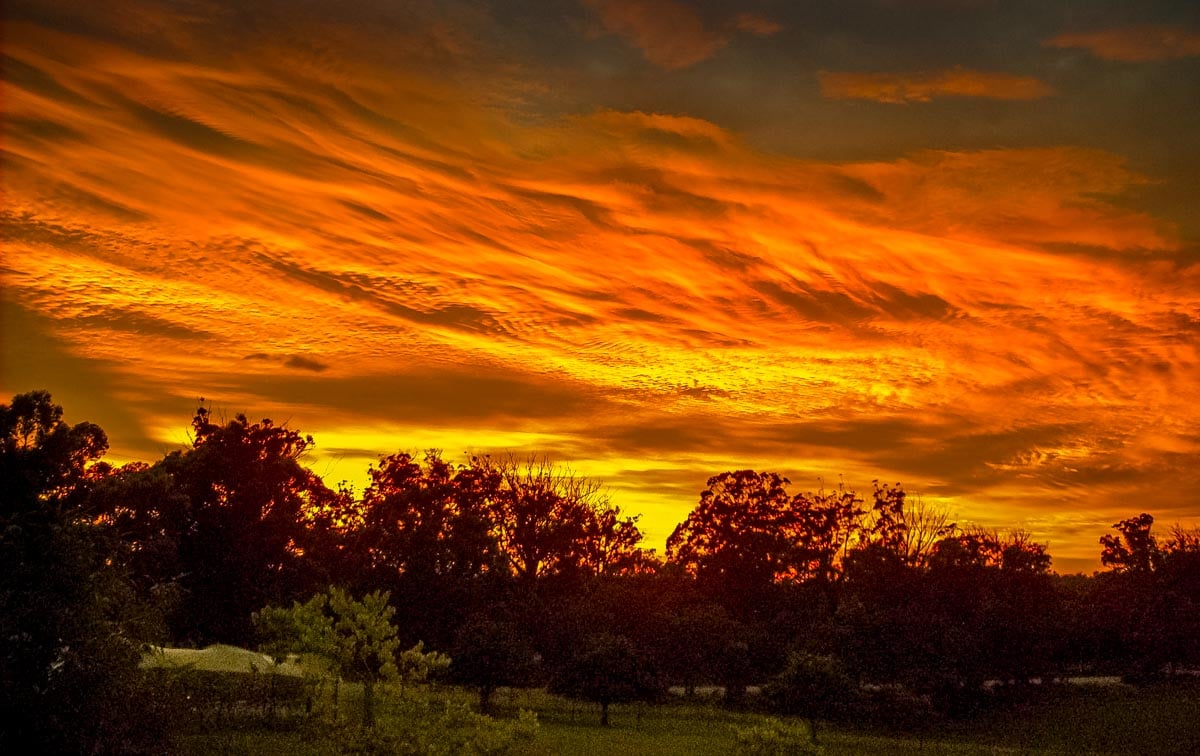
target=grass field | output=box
[175,681,1200,755]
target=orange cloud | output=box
[4,6,1199,569]
[819,67,1054,103]
[584,0,724,69]
[840,147,1174,252]
[1045,25,1200,62]
[733,13,782,37]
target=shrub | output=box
[764,652,858,741]
[312,698,539,755]
[733,718,823,755]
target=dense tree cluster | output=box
[4,390,1200,747]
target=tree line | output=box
[3,390,1199,750]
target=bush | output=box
[733,718,823,755]
[312,698,539,755]
[858,685,938,733]
[764,652,857,741]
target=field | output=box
[174,681,1200,755]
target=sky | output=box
[3,0,1199,572]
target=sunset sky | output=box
[3,0,1199,572]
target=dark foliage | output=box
[0,391,167,753]
[549,634,663,726]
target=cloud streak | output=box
[1046,25,1200,62]
[582,0,781,69]
[819,67,1054,103]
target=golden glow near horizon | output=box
[3,0,1199,572]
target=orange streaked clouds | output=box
[1045,25,1200,62]
[3,0,1200,573]
[819,68,1054,103]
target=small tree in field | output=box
[549,634,661,726]
[451,614,538,714]
[765,652,857,743]
[257,587,446,728]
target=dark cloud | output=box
[69,310,214,341]
[254,254,507,335]
[235,367,614,426]
[117,95,268,161]
[283,355,330,373]
[4,115,89,145]
[242,353,330,372]
[1,53,95,107]
[337,199,392,222]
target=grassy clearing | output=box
[173,681,1200,755]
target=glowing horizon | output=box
[3,0,1199,573]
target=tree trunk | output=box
[362,680,375,729]
[333,677,340,723]
[600,701,610,727]
[809,716,818,744]
[479,685,494,715]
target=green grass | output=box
[173,682,1200,755]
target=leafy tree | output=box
[355,450,500,646]
[1157,525,1200,671]
[0,391,166,753]
[661,601,736,696]
[90,407,340,645]
[549,634,662,726]
[359,451,498,581]
[765,652,857,742]
[1100,513,1161,573]
[473,455,645,584]
[256,587,446,728]
[863,481,909,555]
[450,614,538,714]
[666,471,800,617]
[0,390,107,513]
[1096,516,1200,679]
[790,482,866,607]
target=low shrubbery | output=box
[732,718,822,755]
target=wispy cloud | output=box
[819,67,1054,103]
[1045,25,1200,62]
[582,0,781,69]
[583,0,725,69]
[732,13,782,37]
[4,1,1199,565]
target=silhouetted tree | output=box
[1100,513,1161,573]
[765,652,857,743]
[1096,515,1200,680]
[473,455,645,585]
[0,391,166,753]
[450,614,538,714]
[788,483,866,613]
[354,450,499,646]
[666,471,800,619]
[549,634,662,726]
[360,451,499,581]
[91,407,340,645]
